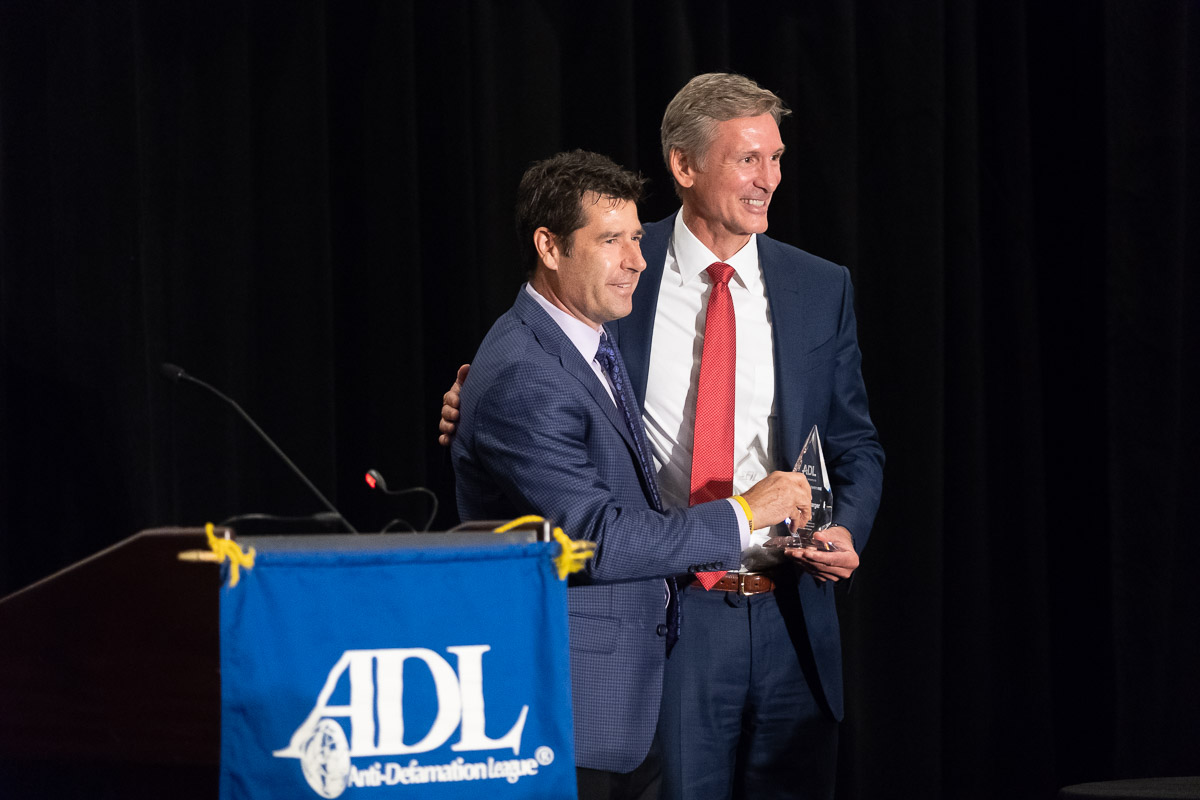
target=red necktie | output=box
[691,262,736,590]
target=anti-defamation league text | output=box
[348,753,549,788]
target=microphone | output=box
[364,469,439,532]
[160,362,359,533]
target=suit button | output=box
[656,624,668,636]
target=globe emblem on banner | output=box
[300,719,352,798]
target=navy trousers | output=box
[656,578,839,799]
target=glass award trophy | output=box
[767,425,837,551]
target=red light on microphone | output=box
[364,472,377,489]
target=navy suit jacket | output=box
[453,286,744,772]
[611,213,885,720]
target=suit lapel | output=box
[513,288,638,456]
[760,235,819,467]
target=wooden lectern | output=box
[0,528,221,799]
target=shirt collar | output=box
[670,211,761,292]
[524,283,604,363]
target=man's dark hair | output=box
[516,150,645,274]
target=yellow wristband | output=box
[731,495,754,531]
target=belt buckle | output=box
[738,573,768,596]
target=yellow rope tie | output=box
[493,515,547,534]
[550,528,594,581]
[205,522,256,587]
[493,515,595,581]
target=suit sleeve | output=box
[471,361,742,582]
[825,266,885,552]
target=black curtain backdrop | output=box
[1,2,1196,798]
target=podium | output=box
[0,528,220,798]
[0,524,576,800]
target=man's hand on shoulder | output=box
[437,363,470,446]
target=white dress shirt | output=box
[642,214,782,570]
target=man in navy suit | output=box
[612,73,885,800]
[444,75,884,800]
[451,150,814,800]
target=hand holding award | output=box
[765,425,838,552]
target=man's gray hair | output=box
[660,73,791,178]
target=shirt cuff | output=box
[726,497,752,551]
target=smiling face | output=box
[671,113,784,260]
[533,193,646,329]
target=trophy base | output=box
[763,535,839,552]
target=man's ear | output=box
[533,227,560,271]
[669,147,696,190]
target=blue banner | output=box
[219,538,576,799]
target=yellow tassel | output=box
[492,515,594,581]
[550,528,595,581]
[204,522,256,587]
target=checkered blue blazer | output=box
[453,285,741,773]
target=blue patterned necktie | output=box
[596,331,678,652]
[595,331,661,512]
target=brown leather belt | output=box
[685,571,776,596]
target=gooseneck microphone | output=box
[160,362,359,533]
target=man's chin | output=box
[730,213,770,236]
[745,214,770,233]
[608,300,635,322]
